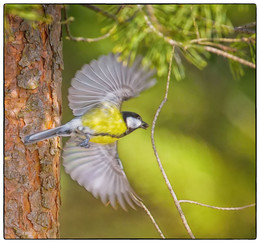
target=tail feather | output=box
[24,124,71,145]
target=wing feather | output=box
[62,136,141,210]
[95,59,119,91]
[82,65,113,91]
[68,53,156,116]
[89,62,117,91]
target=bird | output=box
[24,53,156,210]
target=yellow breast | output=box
[81,103,127,144]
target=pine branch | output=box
[138,5,181,47]
[189,37,255,44]
[195,41,237,52]
[64,5,255,78]
[203,45,255,68]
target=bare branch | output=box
[234,22,256,34]
[84,5,139,23]
[65,26,115,43]
[114,5,124,15]
[203,45,255,68]
[151,46,195,239]
[63,5,116,43]
[179,200,255,211]
[81,4,118,22]
[139,201,165,238]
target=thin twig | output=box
[63,5,116,43]
[115,5,124,15]
[203,45,255,68]
[234,22,256,34]
[139,201,165,238]
[151,46,195,239]
[179,200,255,211]
[65,26,115,43]
[59,15,74,25]
[132,194,165,238]
[82,5,139,24]
[81,4,118,22]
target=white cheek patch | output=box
[126,117,142,129]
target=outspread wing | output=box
[62,136,141,210]
[68,53,156,116]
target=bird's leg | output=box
[78,135,90,148]
[75,126,91,148]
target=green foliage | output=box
[228,33,255,79]
[95,5,255,80]
[5,4,52,24]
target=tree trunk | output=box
[4,5,63,238]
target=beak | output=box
[141,121,149,129]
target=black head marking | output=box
[122,111,148,130]
[122,111,141,122]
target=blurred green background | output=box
[60,5,255,239]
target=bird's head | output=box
[122,111,148,134]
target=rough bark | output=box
[4,5,63,238]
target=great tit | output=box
[24,53,156,210]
